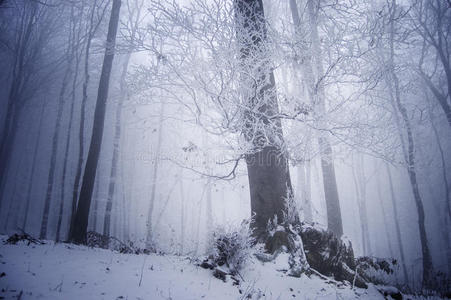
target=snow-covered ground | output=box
[0,236,442,299]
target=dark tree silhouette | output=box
[70,0,122,244]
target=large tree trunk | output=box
[70,0,121,244]
[235,0,293,242]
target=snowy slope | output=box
[0,236,440,300]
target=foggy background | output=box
[0,0,449,291]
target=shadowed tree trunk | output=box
[90,178,100,232]
[70,0,122,244]
[69,0,108,238]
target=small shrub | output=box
[5,232,44,246]
[208,219,255,274]
[356,256,398,285]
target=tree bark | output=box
[70,0,122,244]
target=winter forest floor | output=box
[0,235,445,300]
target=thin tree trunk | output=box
[22,100,46,231]
[2,116,35,231]
[297,163,313,223]
[385,163,409,284]
[179,169,185,254]
[154,178,179,236]
[145,99,166,249]
[40,42,74,239]
[3,156,25,232]
[57,5,86,241]
[69,0,99,238]
[103,54,130,237]
[55,5,84,242]
[70,0,122,244]
[427,103,451,275]
[91,179,100,232]
[205,178,213,240]
[388,1,433,287]
[0,3,38,202]
[308,0,343,237]
[351,155,370,255]
[0,115,20,213]
[193,184,207,255]
[120,140,131,241]
[374,160,394,258]
[290,0,342,236]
